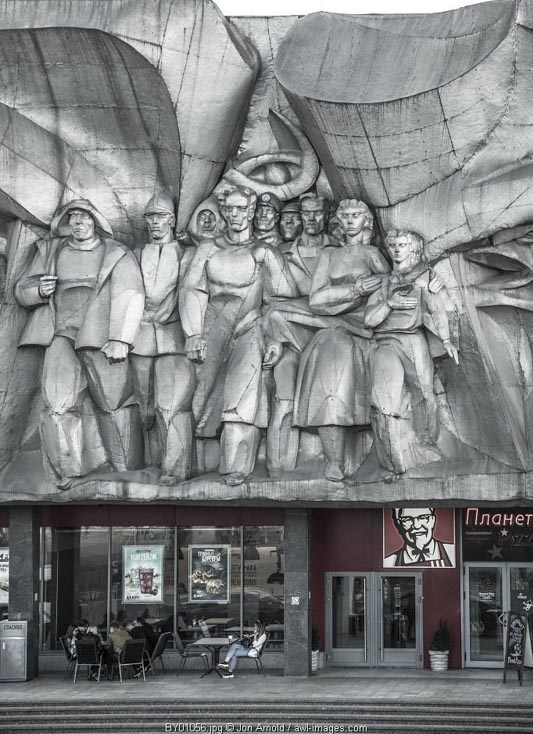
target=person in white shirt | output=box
[218,620,267,678]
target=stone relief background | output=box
[1,0,533,503]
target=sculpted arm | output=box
[259,245,297,303]
[179,241,213,363]
[422,283,459,363]
[105,250,145,362]
[309,250,385,316]
[364,281,391,328]
[14,243,54,308]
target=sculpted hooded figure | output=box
[15,199,145,488]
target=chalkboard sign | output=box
[503,610,527,686]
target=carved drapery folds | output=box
[5,0,533,496]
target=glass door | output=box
[326,574,370,665]
[378,574,421,666]
[465,563,533,667]
[464,564,505,667]
[326,572,422,667]
[509,565,533,615]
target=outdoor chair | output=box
[59,635,76,680]
[73,638,103,683]
[145,631,173,675]
[115,638,147,683]
[234,633,270,676]
[174,632,210,674]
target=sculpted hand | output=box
[262,342,282,370]
[388,293,418,310]
[429,273,445,294]
[186,335,207,364]
[357,275,382,295]
[443,340,459,365]
[252,244,269,264]
[38,275,58,298]
[101,340,129,363]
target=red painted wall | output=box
[311,508,462,668]
[41,505,284,526]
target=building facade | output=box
[1,0,533,678]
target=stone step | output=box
[3,723,533,734]
[2,701,533,734]
[2,699,532,712]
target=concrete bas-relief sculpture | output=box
[4,0,533,503]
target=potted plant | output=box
[429,619,450,671]
[311,624,321,672]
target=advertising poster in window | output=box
[0,549,8,604]
[383,508,456,568]
[189,545,231,603]
[122,545,164,604]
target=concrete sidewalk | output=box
[1,667,532,704]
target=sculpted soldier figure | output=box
[180,184,296,485]
[279,201,302,243]
[253,192,283,247]
[131,192,196,484]
[15,199,145,488]
[262,193,343,476]
[364,229,459,480]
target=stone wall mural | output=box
[2,0,533,503]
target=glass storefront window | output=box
[177,527,241,640]
[244,527,284,645]
[110,527,175,634]
[41,527,109,651]
[39,523,284,652]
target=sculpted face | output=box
[337,205,367,237]
[68,209,95,242]
[280,212,302,241]
[221,191,254,232]
[197,209,216,234]
[396,508,436,553]
[254,203,277,232]
[145,211,175,242]
[387,233,413,265]
[301,199,326,236]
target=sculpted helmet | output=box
[144,191,176,218]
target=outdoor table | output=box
[190,636,230,678]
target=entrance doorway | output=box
[325,572,423,667]
[464,562,533,667]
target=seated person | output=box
[218,620,267,678]
[135,617,158,656]
[79,624,113,680]
[109,621,131,656]
[66,619,88,658]
[125,619,152,674]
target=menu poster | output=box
[122,545,164,604]
[189,545,231,603]
[0,549,8,604]
[503,610,527,685]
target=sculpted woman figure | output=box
[293,199,390,480]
